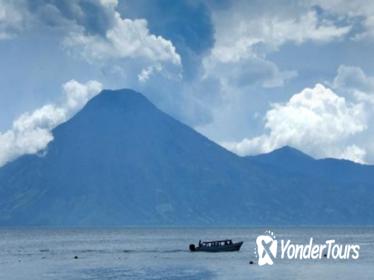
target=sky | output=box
[1,0,374,166]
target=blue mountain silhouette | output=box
[0,89,373,226]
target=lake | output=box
[0,227,373,279]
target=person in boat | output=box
[199,240,202,247]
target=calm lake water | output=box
[0,227,373,279]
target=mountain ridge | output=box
[0,88,373,226]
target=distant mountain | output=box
[248,146,374,184]
[249,146,314,165]
[0,89,373,226]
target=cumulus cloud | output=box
[57,1,182,87]
[64,11,181,65]
[63,79,104,110]
[0,80,102,167]
[118,0,215,80]
[223,84,368,163]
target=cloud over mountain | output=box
[63,9,181,66]
[223,84,367,163]
[1,0,374,164]
[0,80,102,167]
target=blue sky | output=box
[1,0,374,165]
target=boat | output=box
[189,239,243,252]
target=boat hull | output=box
[190,241,243,252]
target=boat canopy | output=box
[201,239,233,246]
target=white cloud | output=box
[332,65,374,114]
[12,104,66,133]
[338,145,367,163]
[0,0,181,81]
[99,0,118,8]
[0,0,25,39]
[211,9,351,63]
[223,84,367,163]
[312,0,374,40]
[201,4,350,96]
[330,65,374,163]
[138,64,163,83]
[63,80,103,111]
[354,91,374,105]
[64,11,181,66]
[0,80,102,167]
[333,65,374,93]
